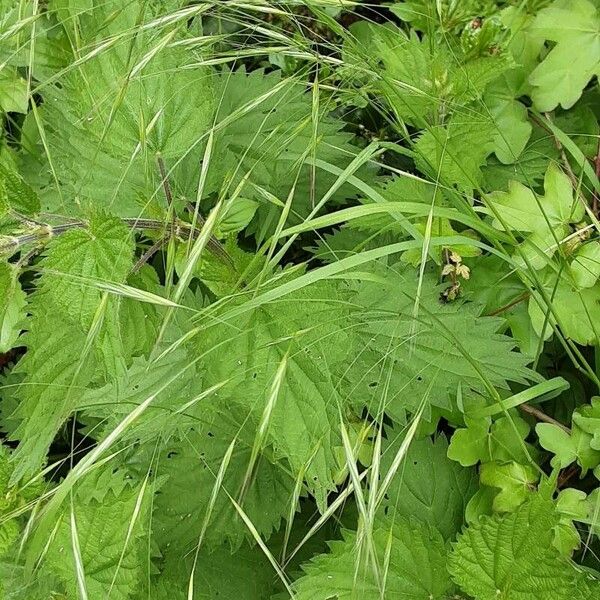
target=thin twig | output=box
[519,403,570,433]
[156,154,174,208]
[131,237,167,274]
[487,292,531,317]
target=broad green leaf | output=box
[0,161,40,215]
[41,0,215,216]
[487,163,584,235]
[344,263,538,420]
[215,198,258,237]
[0,262,26,353]
[45,470,150,600]
[573,397,600,450]
[479,460,539,512]
[529,0,600,111]
[133,410,295,553]
[555,488,589,557]
[293,517,452,599]
[414,116,496,191]
[571,242,600,288]
[528,270,600,346]
[0,69,28,114]
[141,542,284,600]
[449,496,599,599]
[40,213,134,328]
[380,433,478,540]
[7,213,134,481]
[537,423,579,468]
[448,412,534,467]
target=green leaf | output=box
[528,270,600,346]
[0,262,26,353]
[380,433,478,540]
[7,213,134,481]
[529,0,600,111]
[293,517,452,600]
[344,263,538,420]
[142,542,284,600]
[449,496,600,599]
[448,412,534,467]
[40,213,134,328]
[573,397,600,450]
[537,415,600,475]
[135,411,295,553]
[487,163,583,235]
[41,1,215,217]
[0,161,41,215]
[479,461,539,512]
[196,280,351,509]
[555,488,589,557]
[215,198,258,237]
[0,69,28,114]
[414,116,496,191]
[45,470,150,600]
[537,423,579,468]
[571,242,600,288]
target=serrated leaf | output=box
[380,432,478,540]
[293,517,452,599]
[0,262,26,353]
[414,117,496,191]
[0,161,40,215]
[45,470,150,600]
[0,69,28,114]
[449,496,599,599]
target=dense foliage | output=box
[1,0,600,598]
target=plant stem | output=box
[519,403,570,433]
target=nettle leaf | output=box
[529,0,600,111]
[343,264,538,420]
[7,213,134,481]
[132,408,294,553]
[40,213,134,328]
[366,24,509,127]
[196,280,351,509]
[0,262,26,353]
[144,541,284,600]
[204,69,376,240]
[449,496,600,599]
[0,69,28,114]
[414,116,496,191]
[45,470,150,600]
[293,517,452,600]
[0,161,40,215]
[380,432,478,540]
[42,1,215,216]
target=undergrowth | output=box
[1,0,600,598]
